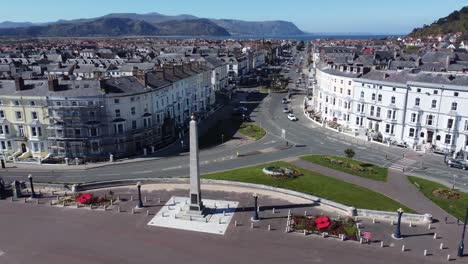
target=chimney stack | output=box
[15,77,25,91]
[48,76,59,91]
[384,73,390,79]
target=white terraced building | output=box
[313,65,468,158]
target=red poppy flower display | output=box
[314,216,330,230]
[76,193,93,204]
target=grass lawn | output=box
[300,155,388,182]
[203,161,413,212]
[408,176,468,221]
[238,123,266,140]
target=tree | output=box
[344,148,355,160]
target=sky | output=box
[1,0,467,34]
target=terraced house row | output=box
[0,62,215,162]
[311,63,468,158]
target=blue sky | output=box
[2,0,466,34]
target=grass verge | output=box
[238,123,266,140]
[203,161,413,212]
[408,176,468,221]
[300,155,388,182]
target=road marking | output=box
[99,173,122,177]
[131,171,153,175]
[264,141,277,145]
[161,166,183,171]
[200,161,210,165]
[0,249,4,256]
[356,146,367,150]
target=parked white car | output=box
[287,113,297,121]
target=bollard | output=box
[146,210,149,216]
[341,235,345,241]
[355,216,358,221]
[36,199,39,205]
[424,249,427,256]
[285,226,289,233]
[223,211,226,216]
[56,195,59,200]
[381,241,384,248]
[65,191,67,196]
[131,208,135,214]
[10,197,13,202]
[409,221,413,227]
[144,196,147,203]
[76,203,79,208]
[227,204,230,209]
[304,210,307,216]
[117,206,121,213]
[434,233,437,239]
[272,208,275,214]
[356,223,360,228]
[268,225,271,231]
[52,191,55,195]
[440,243,444,250]
[131,195,133,201]
[391,220,394,225]
[218,218,221,225]
[402,245,406,252]
[234,220,237,227]
[428,224,432,229]
[190,216,192,221]
[205,218,208,223]
[117,195,120,201]
[304,230,307,236]
[49,200,52,205]
[372,218,375,224]
[110,199,113,206]
[358,230,361,237]
[24,197,27,203]
[251,223,254,229]
[447,255,451,261]
[288,209,291,216]
[359,238,363,244]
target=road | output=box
[1,48,467,190]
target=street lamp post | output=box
[251,193,259,222]
[457,207,468,257]
[393,208,404,239]
[28,174,36,199]
[136,182,143,209]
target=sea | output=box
[161,34,401,41]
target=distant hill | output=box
[0,17,229,37]
[211,19,303,36]
[0,12,303,37]
[409,6,468,38]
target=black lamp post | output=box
[457,207,468,257]
[28,174,36,199]
[251,193,259,222]
[136,182,143,209]
[393,208,404,239]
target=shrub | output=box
[344,148,355,159]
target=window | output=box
[71,101,77,106]
[370,106,374,116]
[360,91,364,98]
[18,125,24,137]
[431,100,437,108]
[132,120,137,130]
[14,100,20,106]
[131,107,136,115]
[131,97,135,102]
[376,107,381,118]
[143,119,148,128]
[114,99,120,104]
[411,113,417,123]
[91,142,99,152]
[387,110,392,119]
[447,119,454,129]
[0,126,3,135]
[31,127,37,137]
[445,134,452,144]
[348,81,352,85]
[90,128,98,137]
[115,109,121,118]
[32,142,39,152]
[378,95,382,102]
[417,88,421,93]
[114,123,124,134]
[385,124,391,133]
[392,87,396,91]
[372,93,376,100]
[426,115,434,126]
[15,111,22,120]
[75,129,81,136]
[451,102,458,111]
[4,125,9,134]
[465,120,468,131]
[0,110,4,118]
[347,90,351,96]
[415,98,420,106]
[340,88,343,94]
[0,141,5,150]
[30,101,35,106]
[409,128,415,138]
[391,96,396,104]
[89,111,95,118]
[454,92,459,97]
[433,90,438,95]
[31,112,38,120]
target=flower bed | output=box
[262,166,302,180]
[289,215,358,241]
[432,188,460,200]
[322,157,375,174]
[57,191,114,207]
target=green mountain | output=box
[409,6,468,37]
[0,17,229,37]
[211,19,303,35]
